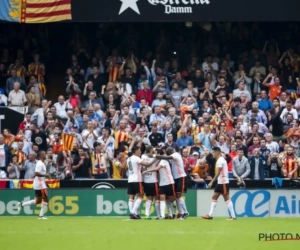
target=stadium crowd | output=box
[0,23,300,185]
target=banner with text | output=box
[197,190,300,217]
[0,189,196,216]
[71,0,300,22]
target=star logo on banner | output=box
[119,0,140,15]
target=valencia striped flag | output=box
[1,0,72,23]
[62,133,75,151]
[114,130,129,150]
[21,0,71,23]
[20,179,60,189]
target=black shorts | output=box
[159,184,175,197]
[214,183,230,195]
[143,182,159,197]
[35,189,48,199]
[127,182,143,195]
[174,177,187,194]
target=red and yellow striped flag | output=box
[20,179,60,189]
[114,130,129,150]
[20,0,72,23]
[62,133,75,151]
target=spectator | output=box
[228,144,237,178]
[82,121,98,150]
[112,151,127,179]
[235,136,248,157]
[46,150,57,179]
[8,82,27,107]
[151,92,167,110]
[234,70,252,95]
[232,148,251,181]
[30,123,48,151]
[197,123,215,153]
[258,90,273,111]
[22,151,37,179]
[6,69,26,94]
[147,124,163,147]
[247,102,267,124]
[251,72,265,96]
[182,148,196,174]
[267,152,282,178]
[263,74,282,100]
[149,106,165,128]
[72,147,92,179]
[26,85,41,113]
[280,100,298,122]
[267,106,285,142]
[56,151,73,180]
[233,81,251,100]
[28,53,46,84]
[246,123,264,146]
[136,81,154,106]
[153,80,170,95]
[169,72,186,90]
[281,146,298,178]
[54,96,73,119]
[248,148,265,180]
[7,154,21,179]
[249,60,266,78]
[176,128,194,148]
[182,81,198,98]
[0,134,11,173]
[165,133,180,152]
[265,133,280,153]
[83,81,96,100]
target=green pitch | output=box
[0,217,299,250]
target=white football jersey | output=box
[158,160,174,186]
[216,157,229,184]
[33,160,47,190]
[170,152,187,179]
[141,155,158,183]
[127,155,143,183]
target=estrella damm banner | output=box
[0,0,72,23]
[0,189,197,216]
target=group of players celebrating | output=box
[127,145,236,220]
[127,146,189,220]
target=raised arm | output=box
[278,51,287,68]
[111,110,120,130]
[262,73,272,87]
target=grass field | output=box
[1,217,299,250]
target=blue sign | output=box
[230,190,300,217]
[231,190,271,217]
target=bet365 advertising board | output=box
[0,190,196,216]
